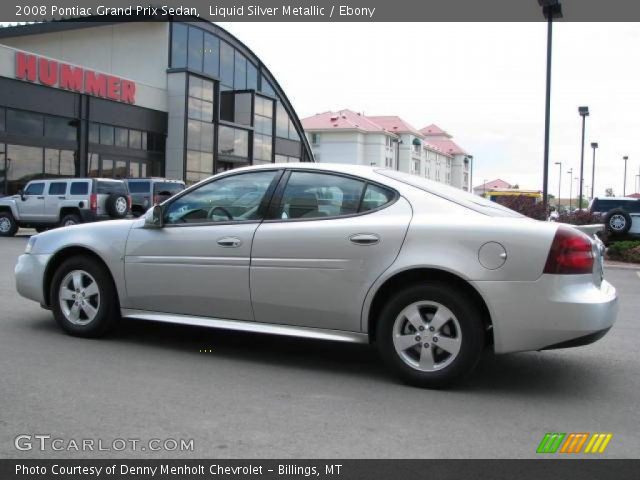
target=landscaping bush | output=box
[557,210,602,225]
[607,240,640,263]
[496,196,547,220]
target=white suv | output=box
[0,178,130,237]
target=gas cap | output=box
[478,242,507,270]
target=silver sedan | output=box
[14,164,618,388]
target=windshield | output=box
[377,169,525,218]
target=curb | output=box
[604,262,640,271]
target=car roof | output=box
[593,197,639,201]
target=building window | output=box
[253,95,273,164]
[170,23,188,68]
[311,133,320,145]
[218,125,249,159]
[220,41,234,88]
[45,149,76,177]
[6,109,44,136]
[129,130,142,150]
[44,116,77,141]
[99,125,114,146]
[412,159,420,175]
[220,91,252,126]
[247,62,258,91]
[275,154,300,163]
[187,26,204,71]
[6,144,43,195]
[203,32,220,77]
[276,102,299,140]
[186,75,216,183]
[260,75,275,96]
[234,50,247,90]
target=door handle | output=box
[58,196,66,200]
[37,196,44,200]
[217,237,242,248]
[349,233,380,245]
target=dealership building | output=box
[0,19,312,196]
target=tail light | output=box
[89,193,98,213]
[544,226,594,275]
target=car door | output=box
[124,169,281,320]
[250,170,413,332]
[45,181,68,222]
[16,181,46,221]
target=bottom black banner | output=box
[1,459,638,480]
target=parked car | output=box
[14,164,618,388]
[588,197,640,236]
[125,178,186,217]
[0,178,130,237]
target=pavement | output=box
[1,232,639,459]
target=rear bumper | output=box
[15,253,51,305]
[472,275,618,354]
[79,210,112,223]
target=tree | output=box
[511,184,520,189]
[605,188,615,197]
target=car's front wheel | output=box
[0,212,18,237]
[50,255,119,337]
[377,283,485,388]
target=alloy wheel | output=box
[0,217,10,233]
[115,197,128,215]
[58,270,101,325]
[392,301,462,372]
[610,214,626,231]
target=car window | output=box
[153,182,185,196]
[24,182,44,195]
[164,170,277,224]
[70,182,89,195]
[278,172,365,220]
[127,181,151,194]
[97,180,128,195]
[48,182,67,195]
[360,184,395,212]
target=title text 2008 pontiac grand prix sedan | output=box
[15,164,618,388]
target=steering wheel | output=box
[208,206,234,221]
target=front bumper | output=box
[15,253,52,305]
[472,275,618,354]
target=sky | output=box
[218,22,640,197]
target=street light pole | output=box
[578,106,589,209]
[590,142,598,198]
[539,1,562,213]
[567,167,573,210]
[623,155,629,196]
[554,161,562,207]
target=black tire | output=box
[50,255,119,337]
[604,209,632,236]
[35,226,48,233]
[376,283,485,389]
[0,212,18,237]
[106,194,129,218]
[60,213,81,228]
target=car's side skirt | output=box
[121,309,369,344]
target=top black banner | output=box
[4,0,640,22]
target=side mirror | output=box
[18,190,25,201]
[144,204,164,228]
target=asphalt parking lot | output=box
[1,232,639,459]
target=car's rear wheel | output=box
[51,256,119,337]
[60,214,81,228]
[377,283,485,388]
[0,212,18,237]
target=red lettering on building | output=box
[14,52,136,104]
[15,51,36,82]
[59,64,84,92]
[38,57,58,86]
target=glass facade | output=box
[170,23,309,183]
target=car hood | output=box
[30,219,137,255]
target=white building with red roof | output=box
[302,111,472,190]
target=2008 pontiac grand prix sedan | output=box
[15,164,618,388]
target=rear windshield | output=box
[97,180,128,195]
[377,169,525,218]
[593,199,640,212]
[153,182,185,195]
[127,181,151,194]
